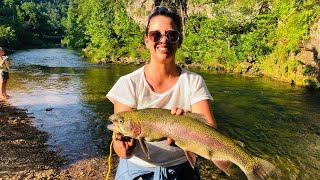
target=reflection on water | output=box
[196,71,320,179]
[8,49,103,164]
[7,48,320,179]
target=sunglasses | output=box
[148,30,180,43]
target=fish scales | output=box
[108,108,276,180]
[133,109,251,164]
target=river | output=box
[6,48,320,179]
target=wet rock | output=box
[240,61,252,69]
[99,58,108,64]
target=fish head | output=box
[107,113,141,139]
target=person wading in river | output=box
[0,47,12,100]
[107,6,217,180]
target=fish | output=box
[107,108,276,180]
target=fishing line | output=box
[106,130,117,180]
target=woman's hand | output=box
[113,132,136,159]
[167,107,189,146]
[112,100,136,158]
[7,58,12,65]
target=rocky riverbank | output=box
[0,101,118,179]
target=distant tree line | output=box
[0,0,68,49]
[1,0,319,86]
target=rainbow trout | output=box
[107,108,276,180]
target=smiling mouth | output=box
[157,46,170,53]
[158,47,167,50]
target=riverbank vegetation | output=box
[1,0,319,87]
[62,0,320,87]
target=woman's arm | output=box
[191,100,217,128]
[0,56,4,65]
[112,100,136,159]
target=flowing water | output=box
[6,48,320,179]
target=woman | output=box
[107,6,216,180]
[0,47,12,100]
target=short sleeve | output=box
[106,76,137,108]
[190,75,213,105]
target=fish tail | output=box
[246,158,276,180]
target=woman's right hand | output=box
[113,100,136,158]
[113,132,136,159]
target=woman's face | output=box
[144,15,181,64]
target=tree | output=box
[61,0,87,47]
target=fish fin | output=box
[183,113,207,123]
[212,160,232,176]
[138,137,150,159]
[184,150,197,168]
[233,140,245,148]
[184,113,215,127]
[246,158,276,180]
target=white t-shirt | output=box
[0,55,10,72]
[107,66,213,167]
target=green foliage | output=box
[302,67,312,74]
[271,0,315,54]
[0,25,16,46]
[61,0,87,47]
[1,0,319,86]
[62,0,146,60]
[184,1,258,67]
[285,60,298,73]
[0,0,69,48]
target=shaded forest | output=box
[0,0,68,48]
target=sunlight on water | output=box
[12,93,78,106]
[6,48,320,179]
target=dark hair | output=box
[145,6,183,36]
